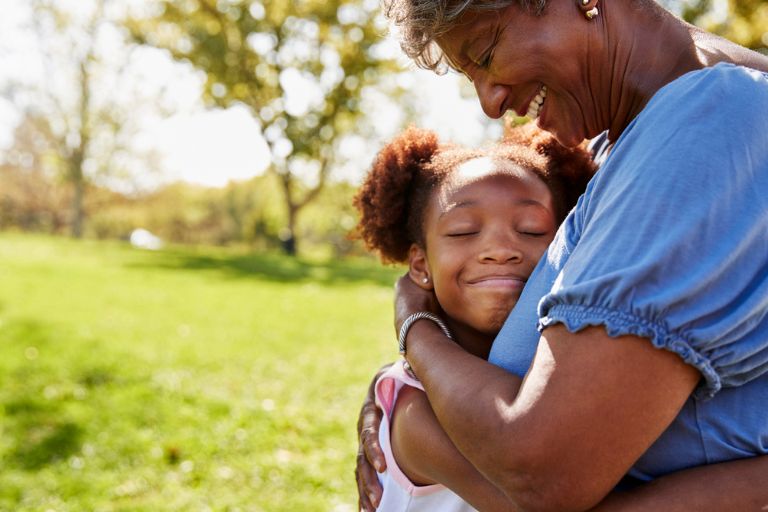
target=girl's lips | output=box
[467,276,526,289]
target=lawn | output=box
[0,233,402,511]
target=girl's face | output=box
[414,157,556,338]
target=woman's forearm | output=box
[405,323,701,512]
[408,324,768,512]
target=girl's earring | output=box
[422,277,429,284]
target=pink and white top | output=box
[374,360,478,512]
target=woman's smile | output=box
[526,85,548,119]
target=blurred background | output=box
[0,0,765,510]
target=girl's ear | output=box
[408,244,434,291]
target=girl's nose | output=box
[478,235,523,263]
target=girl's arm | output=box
[391,384,520,512]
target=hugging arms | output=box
[355,279,768,512]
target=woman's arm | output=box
[356,363,392,512]
[591,456,768,511]
[393,274,702,512]
[365,371,768,512]
[406,319,699,512]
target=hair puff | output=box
[353,126,441,263]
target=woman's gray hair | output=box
[381,0,547,72]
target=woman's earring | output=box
[422,277,429,284]
[579,0,599,19]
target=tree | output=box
[2,0,168,237]
[129,0,401,255]
[0,114,70,233]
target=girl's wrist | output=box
[403,319,458,375]
[398,312,453,355]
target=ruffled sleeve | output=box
[539,64,768,399]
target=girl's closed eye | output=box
[445,228,479,238]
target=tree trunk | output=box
[70,58,90,239]
[281,206,297,256]
[274,159,329,256]
[71,170,84,238]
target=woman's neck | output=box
[444,317,496,360]
[601,0,703,140]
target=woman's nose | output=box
[473,78,507,119]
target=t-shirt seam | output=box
[692,398,712,464]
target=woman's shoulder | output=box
[614,62,768,156]
[650,63,768,115]
[670,62,767,88]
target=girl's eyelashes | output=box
[446,231,479,237]
[519,231,547,237]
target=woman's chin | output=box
[547,124,583,148]
[539,110,584,148]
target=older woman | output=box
[356,0,768,511]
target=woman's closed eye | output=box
[478,48,494,69]
[477,30,500,69]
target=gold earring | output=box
[578,0,599,19]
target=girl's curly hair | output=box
[353,123,596,264]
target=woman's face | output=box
[420,157,556,336]
[436,3,603,147]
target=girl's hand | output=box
[355,363,392,511]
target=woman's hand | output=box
[355,363,392,511]
[394,273,441,332]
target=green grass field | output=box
[0,233,402,511]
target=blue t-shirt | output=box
[489,63,768,479]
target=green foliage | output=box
[663,0,768,52]
[0,232,403,510]
[129,0,402,253]
[1,157,368,255]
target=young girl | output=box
[353,124,595,511]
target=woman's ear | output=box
[408,244,434,290]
